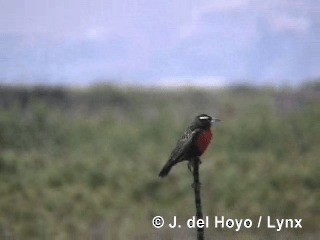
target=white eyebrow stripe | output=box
[199,116,210,119]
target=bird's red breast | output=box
[197,129,213,154]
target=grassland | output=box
[0,83,319,239]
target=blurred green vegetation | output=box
[0,83,319,239]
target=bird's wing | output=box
[168,128,202,163]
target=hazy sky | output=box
[1,0,320,86]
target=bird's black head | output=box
[191,114,221,130]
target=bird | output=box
[159,114,221,177]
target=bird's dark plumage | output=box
[159,114,220,177]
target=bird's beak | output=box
[211,118,221,123]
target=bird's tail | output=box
[159,160,174,177]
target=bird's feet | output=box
[188,158,202,173]
[191,182,201,190]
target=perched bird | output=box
[159,114,221,177]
